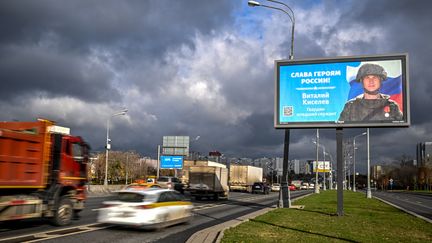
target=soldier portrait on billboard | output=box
[338,63,403,122]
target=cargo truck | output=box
[181,160,226,184]
[187,166,229,200]
[229,165,263,192]
[0,119,90,226]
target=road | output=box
[0,190,311,243]
[373,191,432,221]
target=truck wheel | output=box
[50,196,73,226]
[214,194,219,201]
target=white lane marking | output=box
[0,223,111,243]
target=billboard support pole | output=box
[279,129,291,208]
[336,127,344,216]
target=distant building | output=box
[417,142,432,167]
[372,165,383,181]
[275,157,283,176]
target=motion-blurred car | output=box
[251,182,270,194]
[97,188,193,229]
[123,183,162,191]
[271,183,281,192]
[300,182,309,190]
[157,176,186,194]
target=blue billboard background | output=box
[160,155,183,169]
[278,59,403,124]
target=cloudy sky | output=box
[1,0,431,173]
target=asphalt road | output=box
[0,190,311,243]
[372,191,432,221]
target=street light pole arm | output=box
[266,0,295,59]
[248,1,295,59]
[267,0,295,23]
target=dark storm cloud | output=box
[0,0,236,102]
[338,0,432,125]
[0,0,236,56]
[0,45,120,102]
[1,0,431,164]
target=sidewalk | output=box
[186,206,277,243]
[187,192,312,243]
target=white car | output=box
[308,183,315,189]
[97,188,193,229]
[271,183,281,192]
[300,182,309,190]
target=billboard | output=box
[275,54,409,128]
[160,155,183,169]
[162,136,189,156]
[312,161,331,173]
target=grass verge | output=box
[221,190,432,242]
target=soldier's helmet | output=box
[356,63,387,82]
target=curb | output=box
[186,206,276,243]
[187,192,313,243]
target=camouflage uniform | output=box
[338,93,403,122]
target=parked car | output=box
[308,183,315,189]
[97,188,193,229]
[289,184,297,191]
[157,176,186,194]
[271,183,281,192]
[251,182,270,194]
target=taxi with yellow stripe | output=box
[97,188,193,229]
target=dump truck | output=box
[229,165,263,192]
[187,166,229,200]
[0,119,90,226]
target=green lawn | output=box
[222,190,432,242]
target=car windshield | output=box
[116,192,157,203]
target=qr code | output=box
[283,106,293,116]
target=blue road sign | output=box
[160,155,183,169]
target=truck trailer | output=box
[181,160,226,184]
[229,165,263,192]
[187,166,229,200]
[0,119,90,226]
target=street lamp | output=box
[324,151,334,189]
[313,140,327,191]
[315,129,320,193]
[366,128,372,198]
[248,0,295,208]
[352,131,367,192]
[104,108,128,186]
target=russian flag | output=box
[346,62,403,111]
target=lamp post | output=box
[313,139,327,191]
[352,132,367,192]
[104,108,128,186]
[325,151,334,189]
[366,128,372,198]
[315,129,320,193]
[248,0,295,208]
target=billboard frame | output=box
[274,53,410,129]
